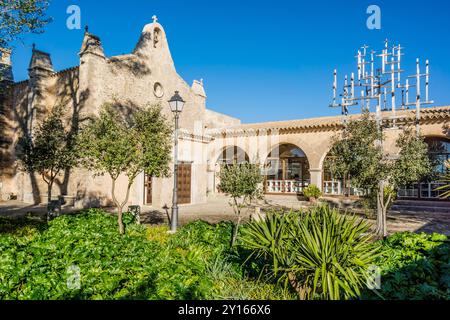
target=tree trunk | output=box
[111,177,133,235]
[117,206,125,235]
[231,215,241,247]
[111,177,124,235]
[231,197,241,246]
[47,179,54,204]
[376,180,388,238]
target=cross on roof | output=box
[152,15,158,23]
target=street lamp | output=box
[168,91,185,233]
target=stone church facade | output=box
[0,18,449,209]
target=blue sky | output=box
[9,0,450,123]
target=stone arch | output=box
[263,140,313,166]
[216,145,250,165]
[424,136,450,176]
[264,143,311,194]
[208,135,253,169]
[208,144,251,196]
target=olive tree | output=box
[79,103,172,234]
[327,112,431,237]
[1,0,51,88]
[0,0,51,48]
[16,106,77,203]
[218,162,264,246]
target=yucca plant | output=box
[241,205,379,300]
[436,160,450,199]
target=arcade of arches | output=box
[208,108,450,201]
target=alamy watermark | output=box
[367,5,381,30]
[66,5,81,30]
[66,264,81,290]
[366,265,381,290]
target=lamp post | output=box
[168,91,185,233]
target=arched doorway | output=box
[216,146,249,165]
[398,137,450,199]
[213,146,250,194]
[265,144,310,194]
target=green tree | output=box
[79,103,172,234]
[1,0,52,87]
[0,0,51,48]
[326,113,431,237]
[16,105,78,203]
[217,162,264,246]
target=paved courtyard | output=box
[1,195,449,236]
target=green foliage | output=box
[327,113,432,236]
[218,163,264,200]
[363,185,398,211]
[436,160,450,199]
[217,162,264,246]
[326,112,382,189]
[0,0,52,48]
[303,184,322,199]
[363,232,449,300]
[16,105,78,201]
[2,209,447,300]
[0,211,287,300]
[391,129,432,188]
[146,225,170,245]
[78,103,173,233]
[327,114,431,192]
[241,205,379,300]
[79,103,172,182]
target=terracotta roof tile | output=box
[207,106,450,136]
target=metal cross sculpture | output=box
[330,39,434,134]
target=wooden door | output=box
[178,163,192,204]
[145,175,152,205]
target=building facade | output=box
[0,18,449,209]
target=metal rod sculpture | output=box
[330,39,433,134]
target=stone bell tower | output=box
[26,45,54,135]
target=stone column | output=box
[309,168,323,191]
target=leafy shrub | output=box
[0,211,288,300]
[363,232,449,300]
[217,163,264,246]
[302,184,322,199]
[0,216,46,242]
[146,225,170,244]
[241,205,379,300]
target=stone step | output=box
[394,200,450,208]
[392,200,450,213]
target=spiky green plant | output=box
[241,205,379,300]
[436,160,450,199]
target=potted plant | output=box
[303,184,322,204]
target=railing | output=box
[398,182,448,199]
[323,181,341,195]
[323,181,367,196]
[323,181,448,199]
[266,180,309,194]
